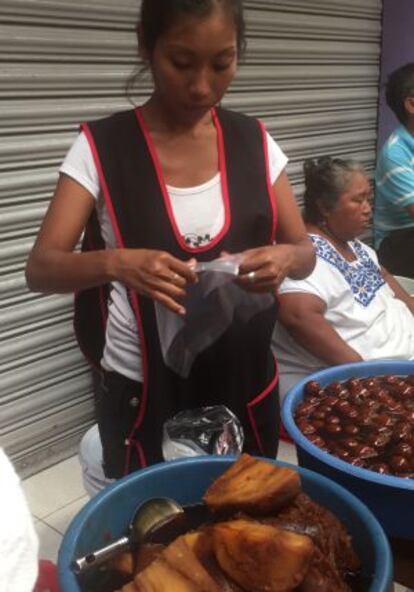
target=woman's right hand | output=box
[113,249,197,315]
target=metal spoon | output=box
[72,497,184,575]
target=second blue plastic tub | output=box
[282,360,414,539]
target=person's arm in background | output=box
[273,171,316,279]
[277,292,363,365]
[377,152,414,219]
[238,171,315,292]
[382,266,414,313]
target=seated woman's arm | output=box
[278,292,362,365]
[381,266,414,314]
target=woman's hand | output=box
[113,249,197,315]
[236,244,294,293]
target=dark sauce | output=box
[345,571,373,592]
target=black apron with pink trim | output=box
[75,107,280,477]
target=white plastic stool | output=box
[78,424,114,497]
[395,275,414,295]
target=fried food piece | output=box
[271,493,360,575]
[203,454,301,515]
[134,557,200,591]
[212,518,315,592]
[298,547,351,592]
[133,532,220,592]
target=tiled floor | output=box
[22,444,407,591]
[22,455,89,564]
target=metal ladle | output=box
[72,497,184,575]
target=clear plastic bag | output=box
[162,405,244,461]
[155,256,274,377]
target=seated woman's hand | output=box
[114,248,197,315]
[237,245,293,294]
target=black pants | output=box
[96,371,143,479]
[377,227,414,278]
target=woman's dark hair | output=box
[139,0,246,57]
[385,63,414,124]
[303,157,365,224]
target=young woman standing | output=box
[26,0,314,479]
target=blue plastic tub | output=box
[58,456,393,592]
[282,360,414,540]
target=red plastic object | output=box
[280,422,293,444]
[34,560,60,592]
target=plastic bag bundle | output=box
[162,405,244,461]
[155,256,274,377]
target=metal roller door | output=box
[0,0,382,476]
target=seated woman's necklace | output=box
[317,223,356,262]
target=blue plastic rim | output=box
[282,360,414,491]
[58,455,393,592]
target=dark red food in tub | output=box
[311,409,327,421]
[370,463,391,474]
[304,380,322,396]
[389,455,412,473]
[324,423,343,436]
[297,421,317,436]
[341,406,359,420]
[343,424,360,436]
[307,396,323,406]
[342,438,359,451]
[366,431,392,449]
[296,402,316,417]
[349,457,366,467]
[318,404,333,414]
[392,421,412,441]
[294,374,414,478]
[335,400,353,414]
[354,445,378,460]
[326,414,341,425]
[334,448,352,461]
[307,434,327,448]
[392,442,413,458]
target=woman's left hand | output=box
[237,245,293,293]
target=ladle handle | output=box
[72,536,130,575]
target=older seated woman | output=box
[273,156,414,400]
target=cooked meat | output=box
[212,518,315,592]
[268,493,360,575]
[298,547,351,592]
[134,555,206,591]
[203,454,301,515]
[133,531,220,591]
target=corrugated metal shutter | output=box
[1,0,382,476]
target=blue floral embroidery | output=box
[310,235,385,307]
